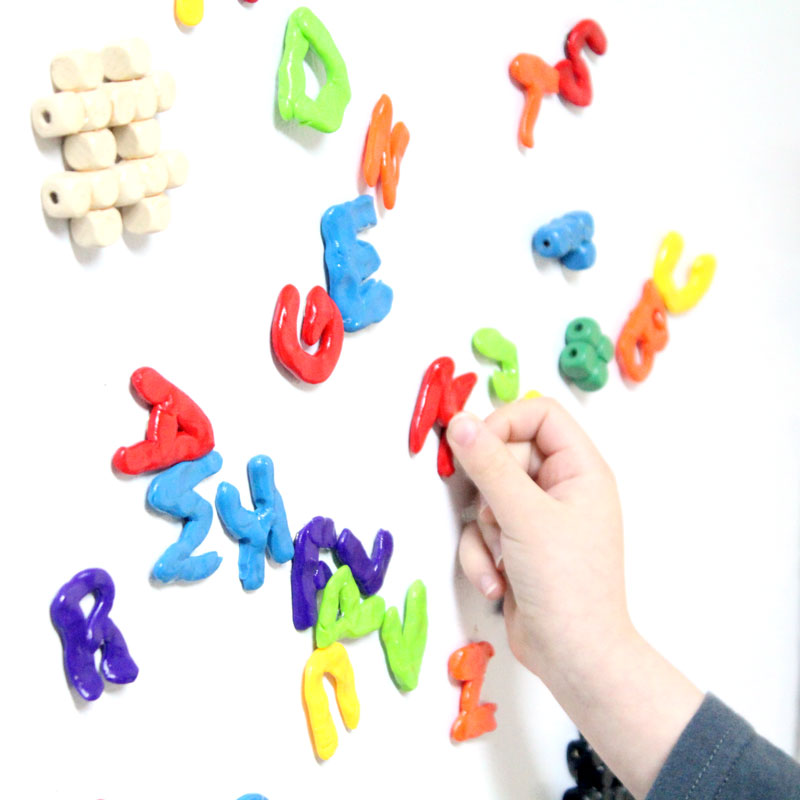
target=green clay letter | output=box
[380,579,428,692]
[315,565,385,649]
[277,7,351,133]
[472,328,519,403]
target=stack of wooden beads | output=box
[32,39,188,248]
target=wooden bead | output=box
[50,49,103,91]
[151,71,176,112]
[111,77,157,121]
[122,194,171,234]
[70,207,123,247]
[130,155,169,196]
[41,172,92,219]
[113,119,161,159]
[101,39,151,81]
[133,77,158,120]
[77,89,112,131]
[113,162,146,206]
[97,82,137,126]
[31,93,85,138]
[32,91,112,137]
[160,150,189,188]
[63,128,117,171]
[81,169,121,209]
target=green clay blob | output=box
[559,317,613,392]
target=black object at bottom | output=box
[563,733,635,800]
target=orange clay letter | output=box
[448,641,497,741]
[616,279,669,382]
[302,643,360,760]
[363,94,409,210]
[509,55,560,148]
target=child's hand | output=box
[446,397,632,680]
[448,397,705,799]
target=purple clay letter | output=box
[290,517,337,630]
[50,568,139,701]
[334,528,393,596]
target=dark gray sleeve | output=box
[646,693,800,800]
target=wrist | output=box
[538,624,704,799]
[533,613,640,692]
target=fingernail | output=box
[448,413,478,448]
[479,574,499,599]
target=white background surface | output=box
[1,1,798,798]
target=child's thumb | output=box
[447,412,546,532]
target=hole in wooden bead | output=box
[542,239,550,248]
[570,349,578,357]
[42,110,52,124]
[50,191,59,204]
[575,323,584,331]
